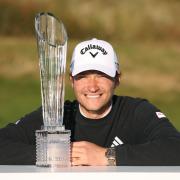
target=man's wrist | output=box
[105,147,116,166]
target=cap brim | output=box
[72,63,116,77]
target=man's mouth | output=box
[85,94,102,98]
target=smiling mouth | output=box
[85,94,102,98]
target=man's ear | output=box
[115,73,121,88]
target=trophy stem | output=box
[39,42,67,127]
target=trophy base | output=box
[35,126,71,168]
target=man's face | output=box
[70,70,119,119]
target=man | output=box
[0,38,180,165]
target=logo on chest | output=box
[111,136,124,147]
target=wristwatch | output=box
[105,147,116,166]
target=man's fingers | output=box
[71,144,88,166]
[71,141,107,166]
[71,145,87,157]
[71,151,82,158]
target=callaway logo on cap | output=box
[70,38,120,77]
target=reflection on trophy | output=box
[35,12,71,168]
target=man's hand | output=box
[71,141,108,166]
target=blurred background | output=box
[0,0,180,129]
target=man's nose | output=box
[87,78,99,92]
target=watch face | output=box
[105,147,116,158]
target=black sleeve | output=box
[0,107,43,165]
[116,100,180,165]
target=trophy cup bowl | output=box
[35,12,71,168]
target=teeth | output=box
[86,95,100,98]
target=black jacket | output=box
[0,95,180,165]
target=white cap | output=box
[70,38,119,77]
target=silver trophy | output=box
[35,12,71,168]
